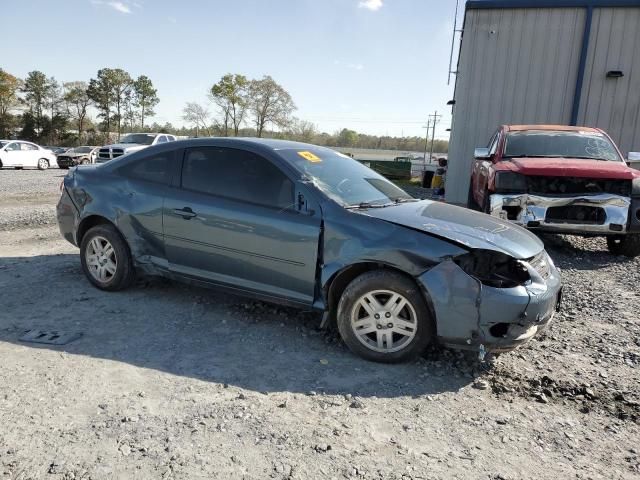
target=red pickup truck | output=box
[468,125,640,257]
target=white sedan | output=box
[0,140,58,170]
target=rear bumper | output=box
[418,254,562,353]
[489,193,634,234]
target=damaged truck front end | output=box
[489,174,637,235]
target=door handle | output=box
[174,207,197,219]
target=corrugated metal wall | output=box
[446,7,587,204]
[578,7,640,155]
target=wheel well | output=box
[76,215,116,245]
[324,262,433,329]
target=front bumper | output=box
[57,158,77,168]
[418,253,562,352]
[489,193,632,234]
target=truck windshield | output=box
[279,147,413,207]
[504,130,622,161]
[120,134,156,145]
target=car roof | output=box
[505,125,602,133]
[177,137,322,151]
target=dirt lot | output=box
[1,169,639,479]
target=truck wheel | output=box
[336,270,435,363]
[467,183,480,211]
[80,224,136,291]
[481,188,491,214]
[607,234,640,258]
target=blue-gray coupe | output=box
[57,138,562,362]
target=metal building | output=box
[446,0,640,205]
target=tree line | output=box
[0,67,158,145]
[0,67,448,152]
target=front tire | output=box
[607,234,640,258]
[37,158,49,170]
[467,182,480,211]
[80,224,136,291]
[336,270,435,363]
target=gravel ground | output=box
[0,169,639,479]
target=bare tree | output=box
[182,102,211,137]
[247,76,296,137]
[63,81,92,141]
[289,118,318,143]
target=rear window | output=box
[118,153,171,185]
[504,130,621,161]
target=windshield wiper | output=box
[345,201,394,210]
[393,197,419,203]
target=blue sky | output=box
[3,0,459,137]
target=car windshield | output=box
[504,130,622,161]
[120,134,156,145]
[279,147,413,207]
[71,146,92,153]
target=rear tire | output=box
[37,158,49,170]
[80,158,90,165]
[467,182,480,210]
[607,234,640,258]
[336,270,435,363]
[80,224,136,291]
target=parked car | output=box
[45,146,70,155]
[57,138,562,363]
[96,133,176,162]
[0,140,58,170]
[57,146,99,168]
[469,125,640,257]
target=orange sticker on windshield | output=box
[297,151,321,162]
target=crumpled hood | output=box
[503,158,639,180]
[357,200,544,259]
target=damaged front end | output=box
[417,248,562,353]
[488,175,635,234]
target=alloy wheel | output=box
[350,290,418,353]
[85,236,117,283]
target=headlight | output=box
[632,177,640,198]
[454,249,530,288]
[495,172,528,193]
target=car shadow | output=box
[0,253,474,399]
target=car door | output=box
[1,142,22,166]
[163,145,322,305]
[22,142,41,167]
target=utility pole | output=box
[422,121,430,166]
[428,111,442,164]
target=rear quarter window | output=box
[117,153,172,185]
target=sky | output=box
[3,0,460,138]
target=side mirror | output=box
[474,147,491,160]
[628,152,640,168]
